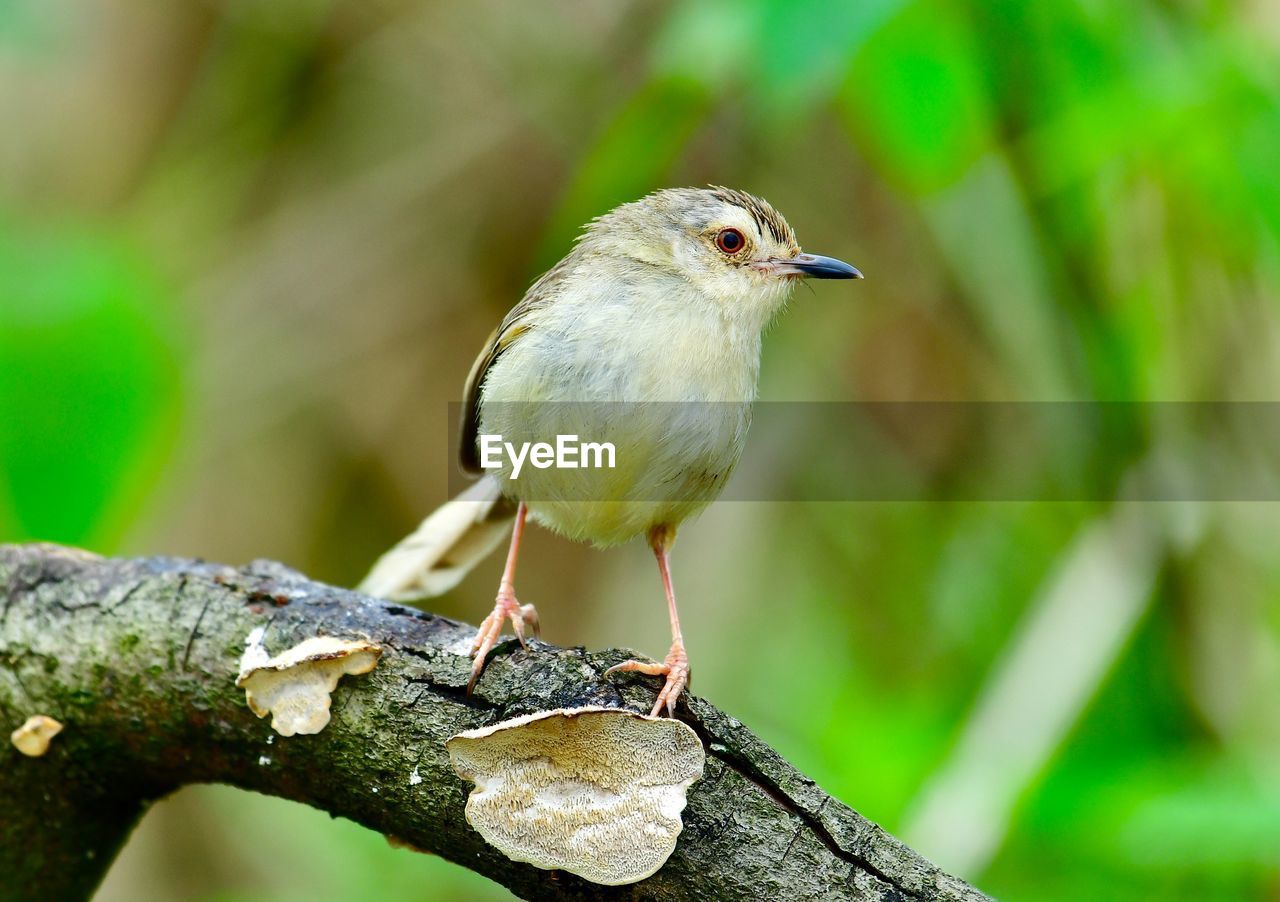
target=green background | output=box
[3,1,1280,898]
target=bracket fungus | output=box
[10,715,63,757]
[236,633,381,737]
[446,706,705,886]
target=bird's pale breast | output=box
[478,273,760,545]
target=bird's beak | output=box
[763,253,863,280]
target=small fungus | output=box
[11,715,63,757]
[236,634,381,737]
[447,706,705,886]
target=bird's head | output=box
[579,186,861,326]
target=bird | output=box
[358,187,861,716]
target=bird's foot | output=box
[604,640,690,717]
[468,585,539,692]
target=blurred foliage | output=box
[3,0,1280,899]
[0,225,180,546]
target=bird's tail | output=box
[357,475,514,601]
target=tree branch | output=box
[0,544,985,900]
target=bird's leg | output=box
[604,525,690,717]
[468,502,539,692]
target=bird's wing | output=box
[459,257,575,472]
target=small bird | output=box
[359,187,860,715]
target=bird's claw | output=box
[467,586,539,693]
[604,641,690,717]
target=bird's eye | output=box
[715,228,745,254]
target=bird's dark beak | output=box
[765,253,863,280]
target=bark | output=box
[0,544,986,901]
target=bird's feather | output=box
[356,475,515,600]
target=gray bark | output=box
[0,543,986,901]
